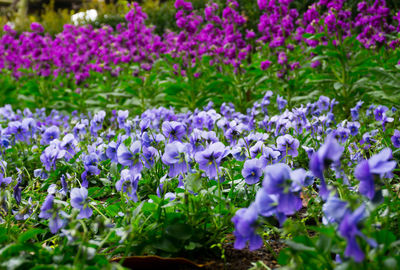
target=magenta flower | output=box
[260,60,271,70]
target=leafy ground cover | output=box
[0,93,399,269]
[1,0,400,269]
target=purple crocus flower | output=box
[338,205,377,262]
[391,130,400,148]
[195,142,229,179]
[70,187,92,219]
[310,134,344,200]
[242,158,263,185]
[276,134,299,157]
[162,141,190,177]
[162,121,186,142]
[354,148,397,200]
[231,203,263,251]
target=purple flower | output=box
[310,134,344,200]
[338,205,377,262]
[0,173,12,189]
[373,105,388,121]
[117,110,129,128]
[317,96,330,111]
[354,148,397,200]
[5,121,28,142]
[335,127,350,143]
[242,158,263,185]
[231,203,263,251]
[60,134,78,160]
[115,169,140,202]
[70,187,92,219]
[311,60,321,68]
[347,122,360,136]
[117,140,143,173]
[262,163,305,215]
[277,52,287,65]
[162,121,186,142]
[260,60,271,70]
[260,147,281,165]
[142,146,158,169]
[39,194,66,234]
[41,126,60,145]
[40,141,66,171]
[31,22,44,33]
[391,130,400,148]
[195,142,229,179]
[276,95,287,112]
[81,153,101,187]
[13,197,34,220]
[162,141,190,177]
[322,196,349,224]
[276,134,299,157]
[106,141,119,163]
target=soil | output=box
[203,238,283,270]
[114,236,284,270]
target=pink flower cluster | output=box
[0,0,400,82]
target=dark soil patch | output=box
[113,236,284,270]
[204,239,283,270]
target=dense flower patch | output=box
[1,0,400,82]
[0,93,399,268]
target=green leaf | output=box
[184,173,202,193]
[0,227,8,244]
[285,240,315,252]
[165,223,192,240]
[152,238,179,253]
[18,229,45,243]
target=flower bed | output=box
[0,93,399,269]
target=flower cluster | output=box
[2,0,400,82]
